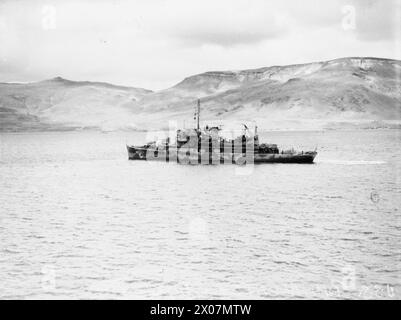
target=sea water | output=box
[0,129,400,299]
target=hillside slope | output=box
[135,57,401,129]
[0,77,152,131]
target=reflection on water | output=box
[0,129,400,299]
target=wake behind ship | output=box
[126,100,317,164]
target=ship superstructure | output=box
[127,99,317,164]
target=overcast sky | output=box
[0,0,400,90]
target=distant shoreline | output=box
[1,122,400,134]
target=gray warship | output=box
[127,100,317,164]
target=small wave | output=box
[317,160,386,165]
[2,248,19,254]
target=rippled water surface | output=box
[0,130,400,299]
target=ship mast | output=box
[196,99,200,131]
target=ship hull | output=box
[254,153,317,163]
[127,146,317,164]
[127,145,147,160]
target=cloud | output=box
[0,0,399,89]
[157,0,290,46]
[349,0,401,42]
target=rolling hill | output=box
[0,77,152,131]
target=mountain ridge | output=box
[1,57,400,132]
